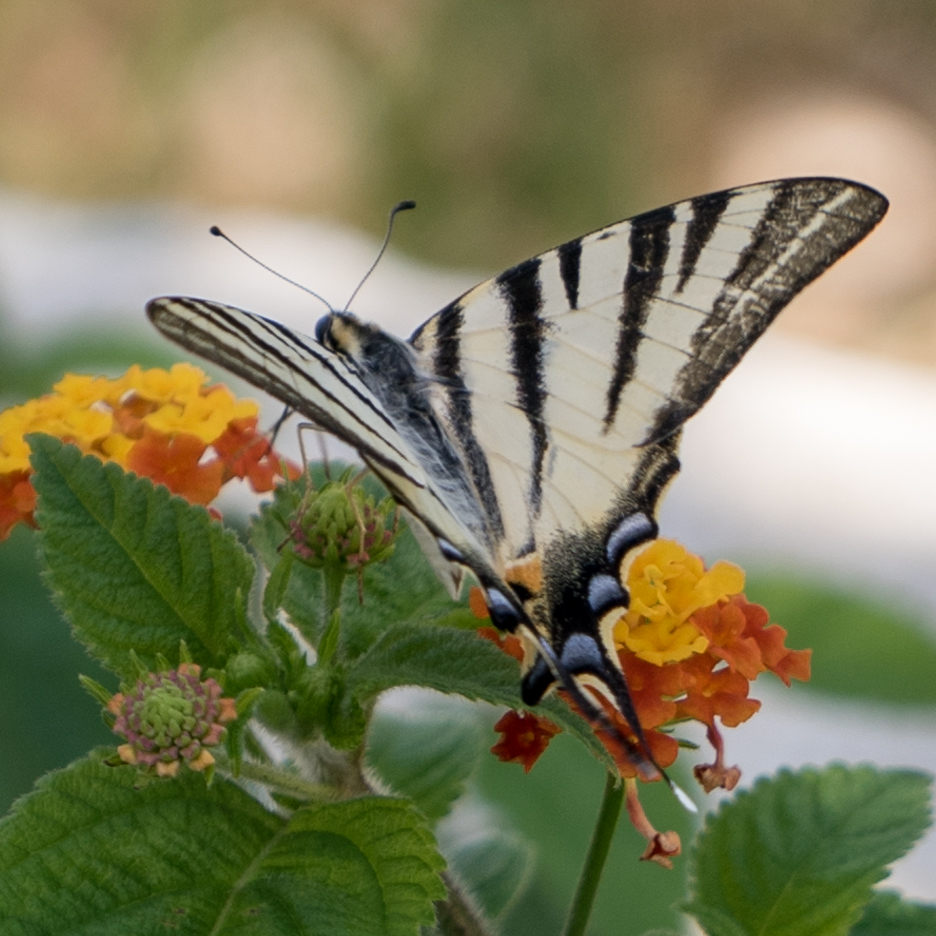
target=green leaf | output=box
[440,821,534,923]
[336,518,466,660]
[850,890,936,935]
[745,573,936,705]
[366,692,486,823]
[274,797,447,936]
[686,765,934,936]
[347,621,522,702]
[0,750,445,936]
[347,622,616,770]
[30,435,254,675]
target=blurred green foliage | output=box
[746,572,936,707]
[0,325,177,404]
[476,731,691,936]
[0,524,112,814]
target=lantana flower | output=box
[0,364,298,539]
[480,539,811,856]
[490,709,562,772]
[108,663,237,778]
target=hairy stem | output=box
[215,751,336,799]
[430,872,494,936]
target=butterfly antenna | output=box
[342,200,416,312]
[209,226,334,313]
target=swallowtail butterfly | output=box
[147,177,888,780]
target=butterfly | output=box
[147,177,888,783]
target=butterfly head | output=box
[315,311,359,353]
[316,311,403,366]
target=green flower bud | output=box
[224,651,278,695]
[109,663,237,778]
[288,474,396,573]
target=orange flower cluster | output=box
[0,364,298,539]
[480,540,811,790]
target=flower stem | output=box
[562,770,625,936]
[215,751,334,800]
[322,563,345,624]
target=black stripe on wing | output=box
[557,238,582,309]
[420,300,507,542]
[604,205,676,430]
[676,189,733,293]
[643,178,888,444]
[498,257,550,519]
[146,297,423,485]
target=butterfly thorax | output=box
[319,312,499,555]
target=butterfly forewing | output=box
[410,178,887,564]
[146,296,498,573]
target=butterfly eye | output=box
[314,314,333,347]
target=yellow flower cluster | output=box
[0,363,296,540]
[614,539,745,665]
[0,364,257,475]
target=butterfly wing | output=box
[411,178,888,564]
[146,296,494,565]
[147,177,888,779]
[406,177,887,729]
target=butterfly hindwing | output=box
[147,176,888,778]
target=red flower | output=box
[676,654,762,728]
[470,539,814,863]
[491,710,561,772]
[0,470,37,539]
[211,416,300,493]
[625,779,681,869]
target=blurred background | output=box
[2,1,936,933]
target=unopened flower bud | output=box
[289,476,396,572]
[110,663,236,777]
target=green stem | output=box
[318,564,346,664]
[562,771,625,936]
[215,751,333,801]
[322,563,345,623]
